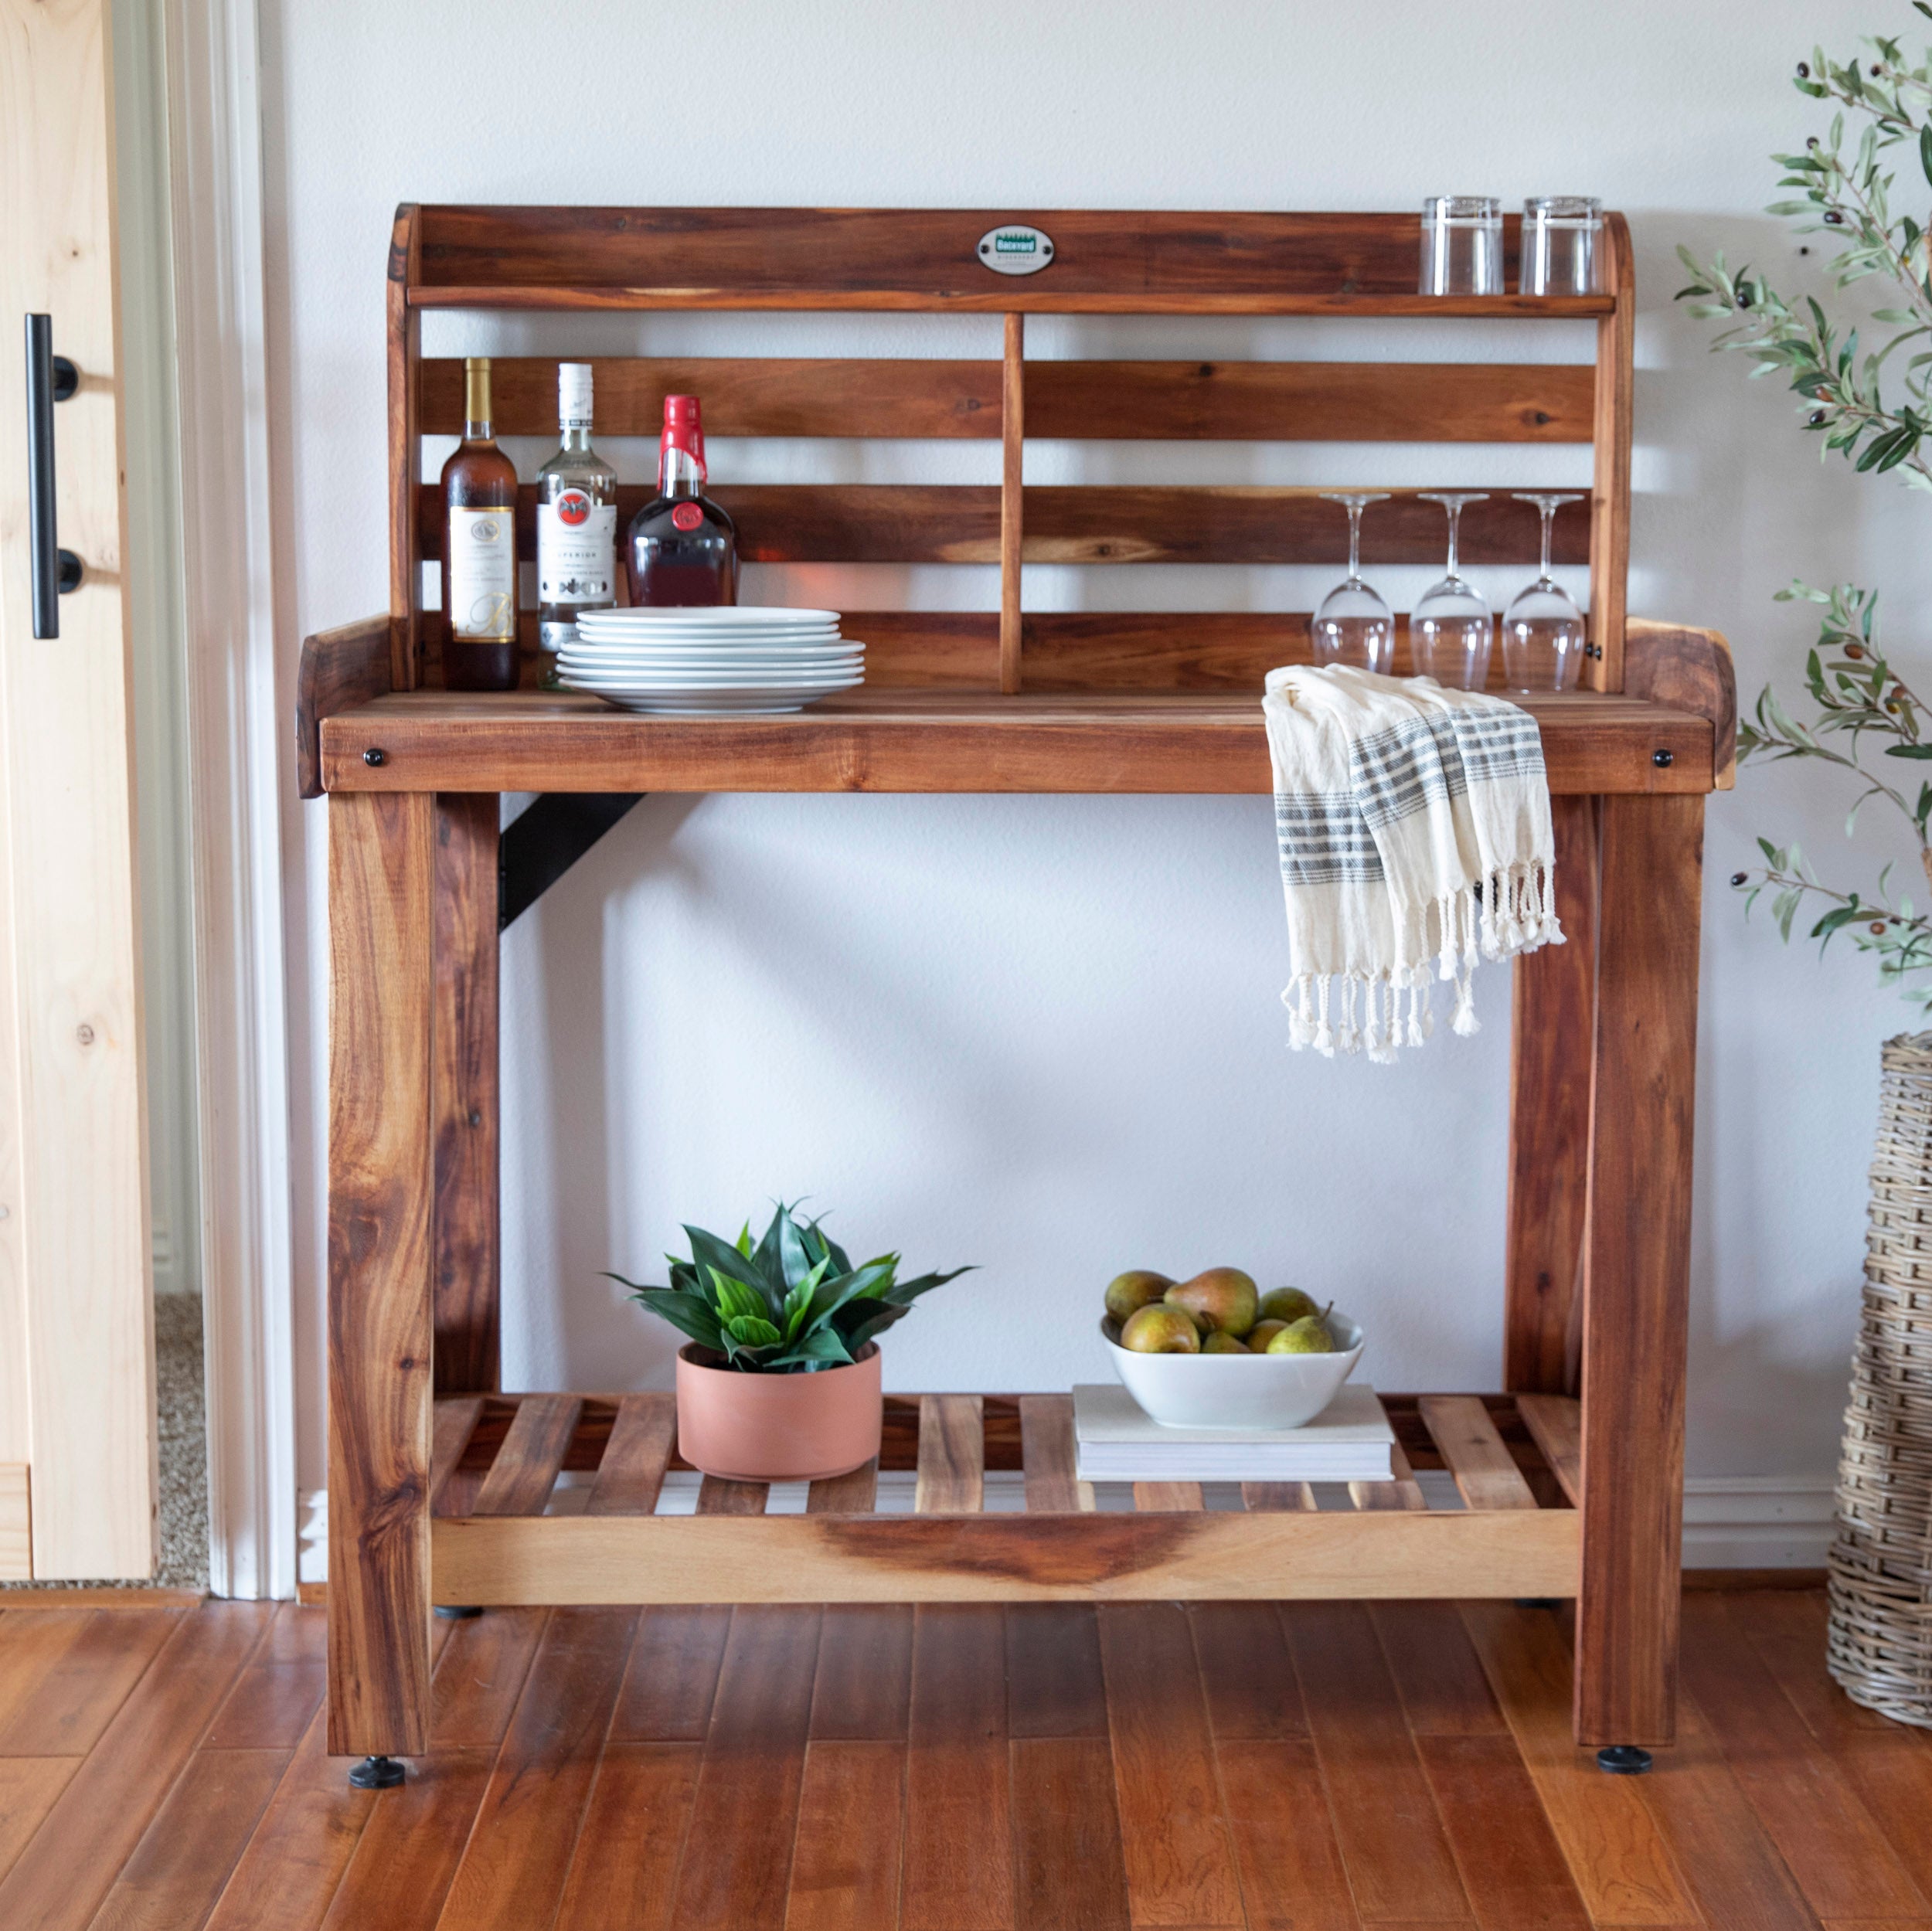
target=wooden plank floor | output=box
[0,1587,1924,1929]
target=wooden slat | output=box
[430,1398,485,1513]
[419,353,1593,442]
[1505,792,1598,1395]
[432,794,500,1397]
[586,1393,676,1516]
[695,1476,770,1515]
[915,1395,985,1513]
[1517,1394,1583,1508]
[415,481,1590,565]
[1349,1440,1429,1512]
[327,790,435,1758]
[1019,1395,1090,1513]
[1587,212,1635,691]
[471,1396,582,1517]
[321,687,1718,800]
[1575,794,1704,1748]
[1132,1481,1204,1511]
[1242,1481,1316,1511]
[1418,1395,1540,1511]
[407,203,1609,314]
[805,1457,879,1514]
[296,614,392,800]
[1000,313,1024,694]
[431,1505,1581,1604]
[389,205,423,689]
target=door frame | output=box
[164,0,297,1600]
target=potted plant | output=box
[609,1202,970,1483]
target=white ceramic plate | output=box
[575,687,860,714]
[561,666,862,689]
[560,645,862,662]
[1099,1311,1365,1430]
[574,625,845,644]
[558,656,864,675]
[574,605,841,627]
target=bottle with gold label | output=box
[440,355,520,692]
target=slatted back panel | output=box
[389,205,1632,695]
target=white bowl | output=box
[1100,1311,1364,1430]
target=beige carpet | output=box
[0,1292,209,1591]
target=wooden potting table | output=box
[300,204,1734,1784]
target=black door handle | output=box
[25,314,83,641]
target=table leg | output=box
[327,790,436,1762]
[433,794,500,1396]
[1574,792,1704,1751]
[1505,794,1600,1396]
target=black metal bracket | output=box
[498,793,645,930]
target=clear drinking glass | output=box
[1311,493,1395,673]
[1521,197,1604,295]
[1420,196,1504,296]
[1410,493,1493,689]
[1502,494,1588,692]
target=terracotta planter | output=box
[675,1341,882,1483]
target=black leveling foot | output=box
[349,1755,406,1790]
[1513,1598,1563,1610]
[1596,1746,1652,1776]
[434,1604,484,1620]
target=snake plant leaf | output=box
[770,1327,855,1370]
[803,1215,854,1277]
[706,1269,770,1327]
[837,1300,914,1350]
[736,1221,755,1260]
[687,1225,778,1313]
[725,1314,784,1348]
[611,1283,726,1352]
[777,1208,816,1294]
[879,1264,976,1307]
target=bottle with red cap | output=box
[625,394,738,607]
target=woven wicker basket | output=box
[1828,1030,1932,1725]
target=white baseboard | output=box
[297,1475,1838,1586]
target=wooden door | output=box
[0,0,157,1579]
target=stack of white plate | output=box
[560,607,863,714]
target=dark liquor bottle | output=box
[440,355,521,691]
[625,394,737,607]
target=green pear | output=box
[1121,1304,1201,1354]
[1202,1331,1250,1354]
[1165,1267,1259,1338]
[1247,1319,1289,1355]
[1104,1269,1174,1325]
[1265,1314,1335,1355]
[1258,1287,1321,1326]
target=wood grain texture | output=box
[470,1396,580,1517]
[1097,1602,1243,1929]
[811,1603,913,1740]
[1188,1601,1307,1740]
[1517,1395,1583,1508]
[1005,1603,1108,1740]
[1011,1736,1130,1931]
[318,1746,495,1931]
[611,1604,732,1742]
[1001,312,1024,694]
[1349,1440,1429,1512]
[326,790,436,1757]
[1281,1601,1471,1924]
[419,353,1594,443]
[549,1741,699,1931]
[787,1739,907,1931]
[1505,792,1598,1396]
[431,1604,546,1750]
[808,1457,881,1514]
[696,1475,770,1515]
[203,1601,326,1751]
[431,793,500,1397]
[1019,1396,1090,1514]
[0,1603,179,1754]
[297,616,393,800]
[904,1604,1011,1931]
[1418,1395,1540,1511]
[321,688,1717,800]
[432,1500,1582,1604]
[1215,1736,1361,1931]
[916,1395,985,1513]
[430,1397,485,1512]
[1624,620,1738,790]
[1369,1600,1509,1739]
[435,1606,638,1931]
[1241,1480,1316,1511]
[389,205,423,690]
[1131,1480,1204,1512]
[0,1758,78,1892]
[1587,212,1635,692]
[587,1394,676,1515]
[671,1606,821,1931]
[1574,795,1705,1748]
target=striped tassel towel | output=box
[1263,665,1562,1062]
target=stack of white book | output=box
[1072,1382,1396,1483]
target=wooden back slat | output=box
[430,1396,485,1514]
[1515,1393,1583,1508]
[1018,1394,1092,1514]
[585,1393,676,1516]
[806,1458,880,1513]
[914,1395,985,1513]
[1417,1396,1540,1512]
[415,482,1587,567]
[420,355,1592,444]
[471,1395,582,1517]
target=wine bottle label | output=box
[447,507,516,639]
[536,491,616,603]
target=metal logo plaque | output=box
[976,225,1054,275]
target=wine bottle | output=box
[440,355,520,692]
[625,394,737,607]
[535,361,617,653]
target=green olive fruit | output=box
[1104,1269,1175,1325]
[1164,1267,1260,1338]
[1265,1314,1335,1355]
[1257,1287,1321,1326]
[1121,1304,1202,1354]
[1201,1331,1250,1354]
[1247,1319,1289,1354]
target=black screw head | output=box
[1730,872,1749,887]
[363,747,386,767]
[1652,748,1675,767]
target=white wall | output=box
[261,0,1923,1498]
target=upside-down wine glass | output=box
[1502,493,1588,692]
[1410,493,1492,689]
[1311,492,1395,673]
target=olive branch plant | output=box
[1675,5,1932,1001]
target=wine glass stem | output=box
[1346,503,1363,583]
[1444,503,1461,580]
[1539,501,1556,582]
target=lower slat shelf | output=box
[429,1388,1582,1606]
